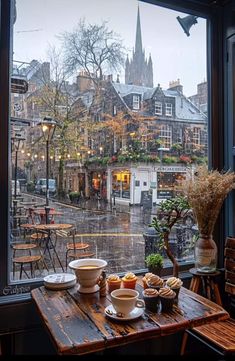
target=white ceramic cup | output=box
[110,288,145,315]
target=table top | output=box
[35,223,74,231]
[31,277,229,355]
[189,267,221,277]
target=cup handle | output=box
[135,299,145,308]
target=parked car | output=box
[11,180,21,196]
[35,178,56,196]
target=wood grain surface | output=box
[31,276,229,355]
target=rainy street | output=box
[14,195,149,276]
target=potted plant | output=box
[181,165,235,273]
[151,196,190,278]
[145,253,164,276]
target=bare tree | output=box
[26,46,88,199]
[60,19,125,87]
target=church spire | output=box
[125,5,153,87]
[135,5,142,54]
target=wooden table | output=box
[31,277,229,355]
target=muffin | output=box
[165,277,183,300]
[159,287,176,312]
[107,274,122,293]
[142,272,154,289]
[143,288,159,312]
[122,272,137,289]
[146,274,164,290]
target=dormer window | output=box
[155,101,162,115]
[133,95,140,110]
[165,103,173,116]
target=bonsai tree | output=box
[151,196,190,278]
[145,253,164,276]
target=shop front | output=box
[111,169,131,200]
[91,171,107,199]
[156,166,188,202]
[107,164,191,205]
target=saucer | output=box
[104,304,144,321]
[44,273,76,290]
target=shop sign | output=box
[122,190,130,199]
[66,162,79,168]
[156,166,187,172]
[141,191,152,209]
[157,190,173,199]
[150,181,156,189]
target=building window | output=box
[159,125,172,149]
[165,103,172,116]
[155,101,162,115]
[112,170,131,199]
[133,95,140,110]
[192,127,201,146]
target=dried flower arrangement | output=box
[181,165,235,237]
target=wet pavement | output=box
[11,194,195,280]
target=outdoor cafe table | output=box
[34,223,74,272]
[31,277,229,355]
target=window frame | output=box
[165,102,173,117]
[159,124,172,149]
[0,0,224,301]
[155,101,162,115]
[133,94,140,110]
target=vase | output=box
[194,234,217,273]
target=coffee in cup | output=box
[110,288,145,315]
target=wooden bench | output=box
[181,237,235,356]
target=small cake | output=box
[142,272,154,289]
[143,288,159,312]
[146,274,164,290]
[122,272,137,289]
[107,274,122,293]
[165,277,183,300]
[159,287,176,312]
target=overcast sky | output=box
[13,0,207,97]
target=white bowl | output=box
[68,258,107,293]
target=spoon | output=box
[106,309,124,318]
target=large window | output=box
[0,0,212,295]
[159,124,172,149]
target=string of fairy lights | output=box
[20,146,104,162]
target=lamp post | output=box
[38,117,57,223]
[158,147,170,165]
[11,133,25,231]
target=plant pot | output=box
[148,266,162,277]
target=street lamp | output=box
[11,133,25,199]
[11,133,25,231]
[38,117,57,223]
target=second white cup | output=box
[110,288,145,315]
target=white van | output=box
[11,180,21,196]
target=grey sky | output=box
[13,0,207,97]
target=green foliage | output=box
[171,143,183,152]
[145,253,164,268]
[151,196,190,239]
[162,155,178,164]
[27,181,35,192]
[69,191,80,202]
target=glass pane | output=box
[10,0,207,281]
